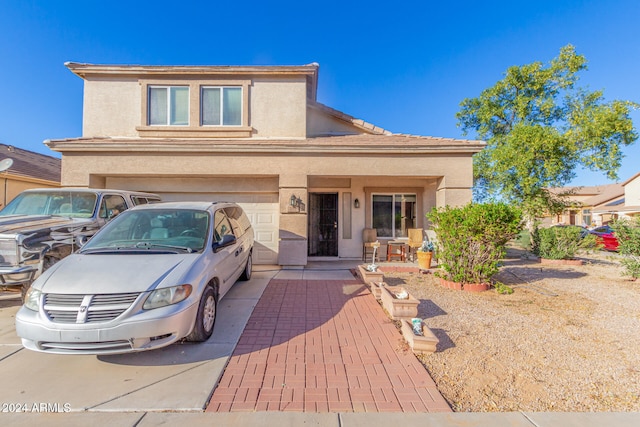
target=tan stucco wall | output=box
[625,175,640,207]
[306,108,361,136]
[81,77,309,138]
[60,152,472,187]
[251,78,307,137]
[59,150,473,265]
[83,79,140,137]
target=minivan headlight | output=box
[143,284,192,310]
[24,288,41,311]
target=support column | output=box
[435,177,473,207]
[278,174,308,267]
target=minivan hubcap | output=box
[203,296,215,331]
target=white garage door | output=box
[153,192,279,265]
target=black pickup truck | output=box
[0,188,160,298]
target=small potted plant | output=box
[416,240,435,270]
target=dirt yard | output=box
[382,249,640,412]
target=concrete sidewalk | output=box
[2,411,639,426]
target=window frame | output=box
[201,86,243,127]
[371,193,418,239]
[147,85,190,126]
[138,79,252,138]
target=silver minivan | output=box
[15,201,254,355]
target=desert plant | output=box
[532,226,599,260]
[427,203,523,284]
[493,281,514,295]
[611,218,640,280]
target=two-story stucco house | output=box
[45,62,484,267]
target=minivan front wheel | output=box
[186,285,217,342]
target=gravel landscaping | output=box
[382,248,640,412]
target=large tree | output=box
[457,45,638,225]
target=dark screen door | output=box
[308,193,338,257]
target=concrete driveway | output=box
[0,269,276,413]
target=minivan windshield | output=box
[0,191,98,218]
[81,208,210,253]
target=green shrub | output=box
[515,229,532,251]
[427,203,523,284]
[611,218,640,280]
[494,281,514,294]
[532,226,599,260]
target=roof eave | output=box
[65,62,320,80]
[45,138,485,155]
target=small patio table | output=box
[386,240,407,262]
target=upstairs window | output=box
[201,87,242,126]
[139,80,250,137]
[148,86,189,126]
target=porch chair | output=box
[407,228,423,262]
[362,228,380,262]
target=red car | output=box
[590,225,619,251]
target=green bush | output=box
[532,226,599,260]
[427,203,523,284]
[611,218,640,280]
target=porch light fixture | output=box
[354,198,360,208]
[290,194,302,209]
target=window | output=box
[372,194,417,238]
[148,86,189,125]
[139,80,251,137]
[201,87,242,126]
[132,196,161,206]
[214,210,234,242]
[99,195,127,220]
[582,209,592,227]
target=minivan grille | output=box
[44,292,141,323]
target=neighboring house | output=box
[547,184,624,227]
[592,172,640,222]
[548,176,640,227]
[45,62,484,267]
[0,144,61,209]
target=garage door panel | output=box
[256,213,276,225]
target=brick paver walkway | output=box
[206,278,451,413]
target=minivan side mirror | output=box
[212,234,236,253]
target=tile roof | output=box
[582,184,625,206]
[0,144,61,183]
[549,183,625,207]
[308,102,392,135]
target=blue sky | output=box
[1,0,638,186]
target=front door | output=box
[308,193,338,257]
